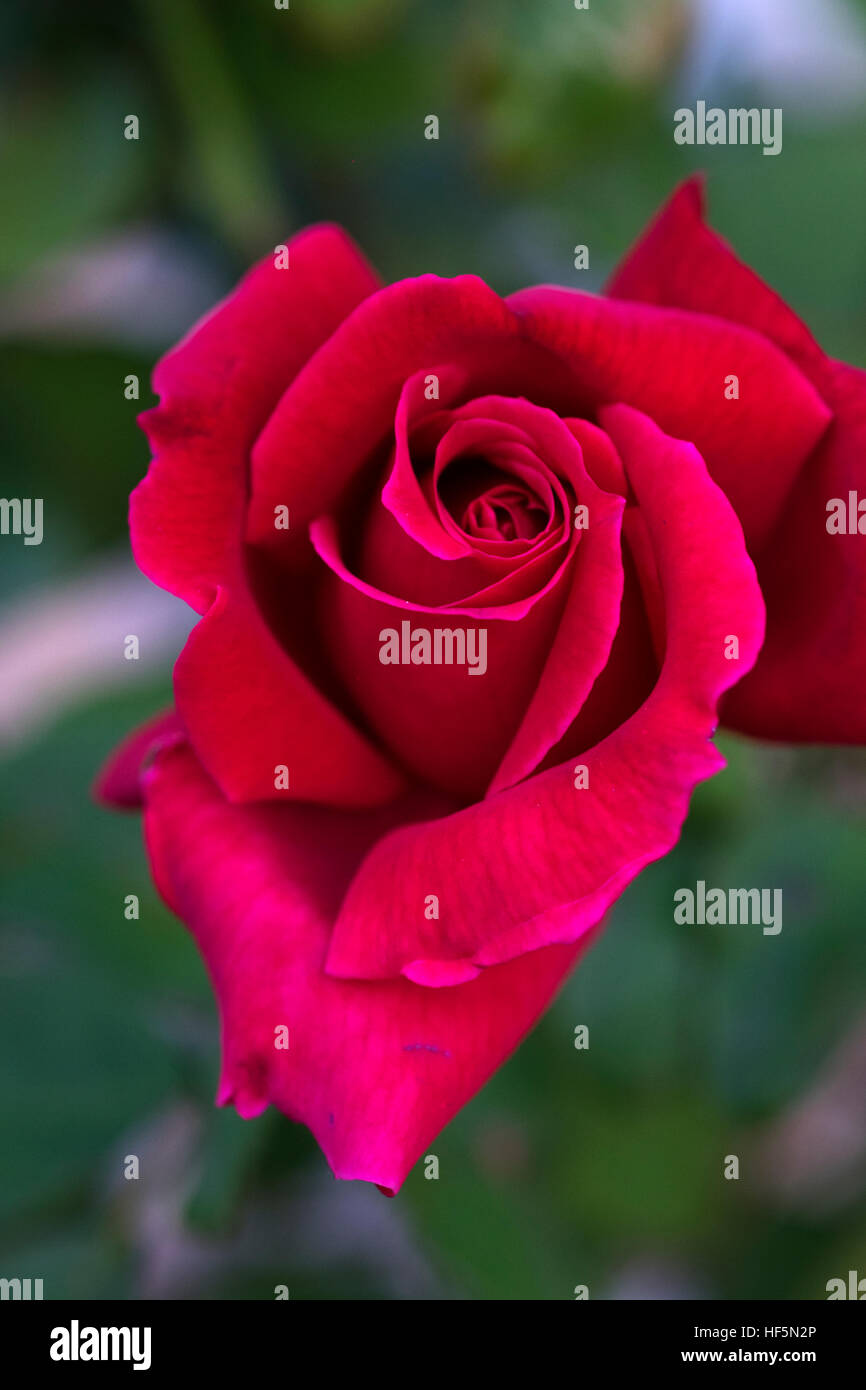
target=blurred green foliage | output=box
[1,0,866,1299]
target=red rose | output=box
[99,176,856,1194]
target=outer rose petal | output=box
[131,224,405,806]
[724,360,866,741]
[94,710,184,808]
[606,176,823,370]
[133,224,380,611]
[325,407,765,984]
[141,740,586,1194]
[508,283,830,552]
[608,177,866,743]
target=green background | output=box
[1,0,865,1299]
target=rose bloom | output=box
[98,179,862,1193]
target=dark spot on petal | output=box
[402,1042,452,1058]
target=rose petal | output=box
[313,552,570,800]
[508,281,831,552]
[311,509,573,621]
[382,369,478,560]
[173,585,406,807]
[724,359,866,741]
[94,709,184,808]
[133,224,380,611]
[607,175,823,372]
[353,484,562,610]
